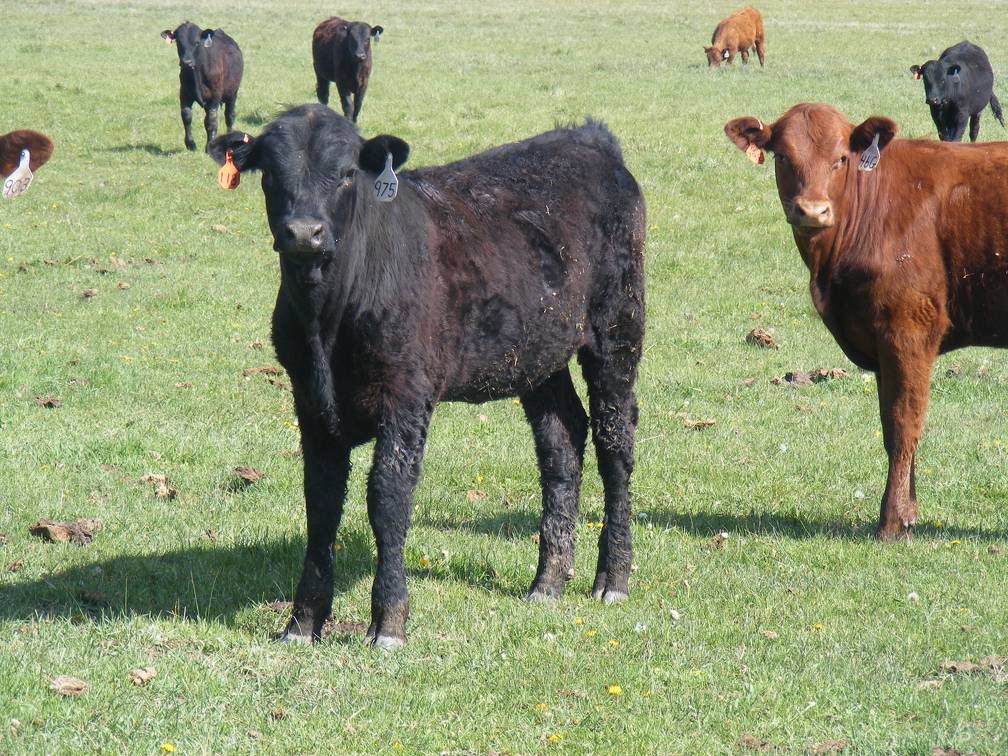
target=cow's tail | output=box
[990,94,1005,128]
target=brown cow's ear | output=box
[850,117,897,154]
[724,117,771,164]
[910,64,922,80]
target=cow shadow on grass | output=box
[0,530,378,636]
[105,143,183,156]
[419,506,1006,544]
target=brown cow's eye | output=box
[775,154,788,165]
[832,155,847,171]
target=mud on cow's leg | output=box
[365,399,433,650]
[521,368,589,603]
[281,431,351,643]
[580,349,641,605]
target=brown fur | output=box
[725,102,1008,540]
[0,130,53,175]
[705,6,765,67]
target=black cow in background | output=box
[161,22,244,151]
[911,41,1004,142]
[312,17,383,122]
[209,104,646,648]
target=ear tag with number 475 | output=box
[858,133,881,172]
[373,153,398,202]
[2,149,33,199]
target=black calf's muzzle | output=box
[277,218,331,256]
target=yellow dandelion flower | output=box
[585,629,597,638]
[574,616,584,625]
[547,734,562,744]
[811,623,823,631]
[950,539,961,546]
[934,519,943,529]
[606,684,622,696]
[160,744,176,754]
[475,473,484,483]
[608,639,619,648]
[392,741,404,750]
[334,543,343,551]
[419,557,430,568]
[535,702,549,712]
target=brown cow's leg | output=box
[281,435,351,643]
[521,368,588,602]
[875,348,934,540]
[364,399,432,650]
[755,38,766,66]
[740,49,749,64]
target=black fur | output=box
[209,104,646,647]
[912,41,1004,142]
[161,21,243,151]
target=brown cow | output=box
[725,102,1008,540]
[0,130,53,175]
[312,16,383,122]
[705,6,765,68]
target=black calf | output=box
[161,21,243,151]
[209,105,646,647]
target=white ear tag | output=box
[373,153,398,202]
[858,133,881,172]
[2,149,33,198]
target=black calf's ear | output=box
[200,30,214,47]
[850,117,897,154]
[208,131,260,171]
[359,135,409,172]
[161,30,174,44]
[370,25,383,40]
[910,64,922,80]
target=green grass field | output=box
[2,0,1007,752]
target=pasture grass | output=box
[2,0,1007,752]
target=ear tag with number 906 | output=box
[2,149,33,199]
[373,153,398,202]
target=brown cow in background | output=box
[706,6,765,67]
[312,17,383,122]
[725,102,1008,540]
[0,130,52,175]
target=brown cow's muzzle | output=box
[790,197,834,230]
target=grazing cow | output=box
[161,22,243,151]
[911,41,1004,142]
[312,17,383,122]
[209,104,645,647]
[725,101,1008,540]
[705,6,765,68]
[0,130,52,175]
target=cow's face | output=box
[341,22,383,63]
[208,105,408,260]
[725,104,897,235]
[704,45,728,67]
[161,22,207,69]
[910,60,960,107]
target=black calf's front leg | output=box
[281,433,351,643]
[180,97,196,151]
[521,369,588,602]
[365,401,433,650]
[352,84,368,123]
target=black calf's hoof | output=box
[185,140,197,152]
[591,588,629,605]
[524,588,560,604]
[275,630,313,645]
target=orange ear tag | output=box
[745,144,765,165]
[218,149,240,190]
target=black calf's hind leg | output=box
[521,368,589,602]
[281,435,352,643]
[581,348,641,605]
[969,113,981,142]
[315,75,330,106]
[365,400,433,650]
[203,103,220,151]
[224,95,237,131]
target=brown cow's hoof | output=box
[875,523,913,542]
